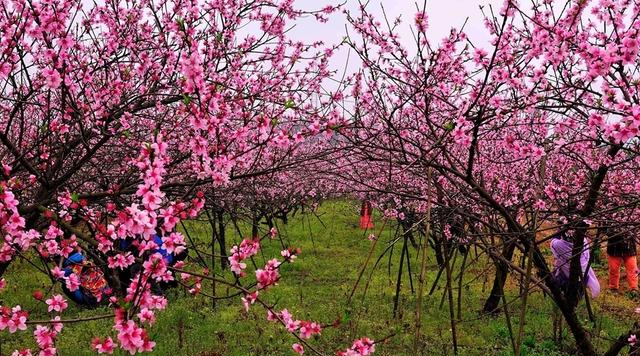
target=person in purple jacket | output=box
[550,230,600,299]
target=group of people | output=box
[59,231,187,308]
[550,223,637,301]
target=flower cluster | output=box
[113,319,155,355]
[267,309,322,354]
[0,306,28,333]
[228,238,260,276]
[255,259,281,289]
[45,295,68,313]
[0,186,40,262]
[33,321,63,356]
[336,338,376,356]
[92,337,116,354]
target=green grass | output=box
[0,200,636,355]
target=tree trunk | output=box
[483,241,516,314]
[430,234,445,267]
[217,209,228,270]
[251,208,259,239]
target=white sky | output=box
[82,0,501,66]
[292,0,502,79]
[300,0,500,45]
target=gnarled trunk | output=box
[483,241,516,314]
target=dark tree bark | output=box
[216,209,228,270]
[483,240,516,314]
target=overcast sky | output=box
[302,0,500,44]
[290,0,502,78]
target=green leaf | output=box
[284,99,295,109]
[216,32,223,43]
[444,121,455,132]
[176,18,185,31]
[182,94,192,105]
[271,118,279,126]
[70,192,79,202]
[342,309,351,323]
[122,129,131,139]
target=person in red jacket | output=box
[359,201,374,229]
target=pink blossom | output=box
[255,259,281,289]
[337,337,376,356]
[50,317,63,333]
[34,325,55,349]
[299,321,321,339]
[142,253,169,281]
[92,337,115,354]
[45,295,68,313]
[414,11,428,33]
[292,343,304,355]
[57,192,73,208]
[0,62,11,79]
[161,233,186,254]
[50,267,65,279]
[1,306,28,333]
[228,239,260,276]
[108,253,135,269]
[137,308,156,325]
[114,320,155,355]
[38,347,56,356]
[286,318,301,332]
[280,249,297,262]
[533,200,546,210]
[64,273,81,292]
[42,68,61,89]
[241,292,258,312]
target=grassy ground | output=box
[0,200,637,355]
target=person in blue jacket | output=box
[118,229,188,295]
[60,251,110,307]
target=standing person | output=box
[359,201,374,230]
[606,226,638,292]
[550,230,600,300]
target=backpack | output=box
[71,263,109,301]
[63,253,109,305]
